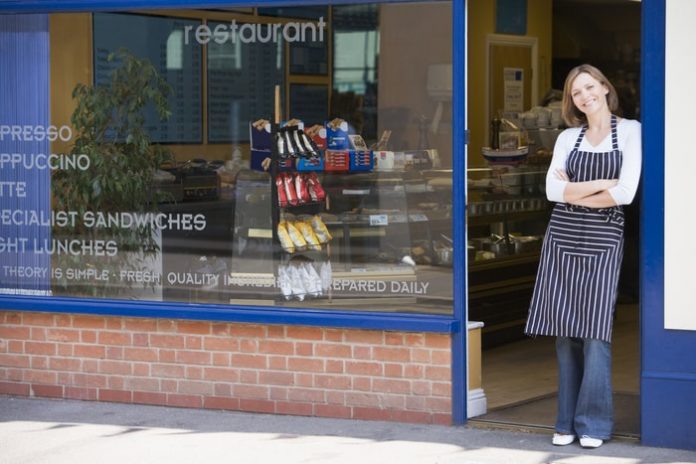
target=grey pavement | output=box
[1,396,695,464]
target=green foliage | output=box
[52,49,173,296]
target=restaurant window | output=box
[0,2,454,315]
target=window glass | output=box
[0,2,453,316]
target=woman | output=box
[525,64,641,449]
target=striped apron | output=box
[525,115,624,343]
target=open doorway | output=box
[467,0,641,439]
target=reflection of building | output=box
[0,0,694,452]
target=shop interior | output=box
[43,0,641,434]
[469,0,641,438]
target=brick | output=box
[81,330,97,343]
[22,313,55,326]
[346,361,382,376]
[324,329,343,342]
[424,333,450,349]
[345,392,381,407]
[178,380,213,395]
[71,316,105,329]
[315,404,352,419]
[105,318,123,330]
[406,396,427,410]
[239,370,258,384]
[426,397,452,413]
[46,329,80,342]
[25,342,56,356]
[176,350,211,365]
[214,383,232,396]
[352,346,372,360]
[125,377,159,392]
[185,336,202,350]
[238,399,275,414]
[295,373,313,387]
[161,379,177,393]
[57,344,73,356]
[258,340,294,355]
[239,339,257,353]
[325,391,345,405]
[431,350,451,366]
[212,352,229,366]
[404,365,425,379]
[229,324,265,338]
[5,369,24,381]
[270,387,288,401]
[49,358,81,372]
[211,323,230,336]
[167,393,203,408]
[74,345,105,359]
[373,347,410,362]
[133,391,167,405]
[105,346,123,359]
[385,332,404,345]
[295,342,313,356]
[132,333,149,347]
[390,409,432,424]
[382,394,406,409]
[73,374,108,388]
[82,360,99,373]
[30,327,46,341]
[204,396,239,411]
[231,354,266,369]
[432,382,451,397]
[99,360,132,375]
[99,389,132,403]
[4,313,22,324]
[31,356,48,369]
[150,334,185,349]
[124,347,158,362]
[384,363,403,378]
[0,382,30,396]
[353,377,372,392]
[177,321,211,335]
[404,333,426,347]
[411,348,431,363]
[372,378,411,394]
[31,384,63,398]
[276,401,313,416]
[259,371,293,386]
[344,330,383,345]
[157,320,177,333]
[159,350,176,363]
[133,363,149,376]
[425,366,451,381]
[124,318,157,331]
[286,326,323,340]
[57,372,70,385]
[152,364,185,378]
[432,413,452,426]
[326,360,343,374]
[268,356,287,370]
[55,314,72,327]
[65,386,97,400]
[24,370,57,384]
[314,375,351,390]
[287,358,323,373]
[234,384,269,400]
[0,354,30,368]
[203,367,239,382]
[412,380,431,396]
[186,366,203,380]
[97,331,131,346]
[204,337,238,351]
[0,326,30,339]
[353,407,389,421]
[315,343,352,358]
[0,339,6,353]
[8,340,23,353]
[266,325,285,338]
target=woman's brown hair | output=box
[562,64,619,127]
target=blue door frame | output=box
[0,0,469,424]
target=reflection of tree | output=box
[52,49,172,297]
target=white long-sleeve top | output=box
[545,118,642,205]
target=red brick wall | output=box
[0,311,452,424]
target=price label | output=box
[409,214,428,222]
[369,214,389,226]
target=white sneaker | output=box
[552,433,576,446]
[580,435,604,448]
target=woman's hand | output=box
[596,179,618,190]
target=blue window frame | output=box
[0,0,468,423]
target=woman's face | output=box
[570,72,609,116]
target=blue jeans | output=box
[555,337,613,440]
